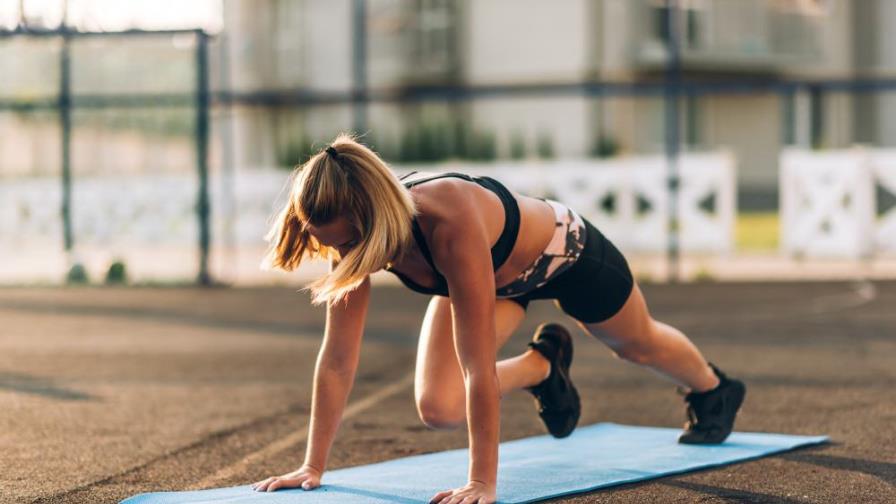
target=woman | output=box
[251,133,745,504]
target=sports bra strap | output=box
[399,171,520,286]
[400,172,475,189]
[410,219,441,274]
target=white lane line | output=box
[194,371,416,488]
[808,279,878,314]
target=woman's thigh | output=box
[580,281,655,358]
[546,218,655,352]
[414,296,526,407]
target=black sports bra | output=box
[385,172,521,296]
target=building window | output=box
[410,0,458,78]
[651,0,704,50]
[273,0,304,87]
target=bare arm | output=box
[305,265,371,471]
[428,190,500,501]
[253,260,370,492]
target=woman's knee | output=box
[415,393,465,429]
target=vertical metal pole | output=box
[809,85,823,149]
[794,86,811,148]
[60,30,73,256]
[352,0,368,133]
[664,0,682,283]
[195,30,212,285]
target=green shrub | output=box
[693,266,715,282]
[591,135,620,158]
[509,131,527,160]
[468,130,497,162]
[536,130,555,159]
[396,120,497,163]
[276,135,315,169]
[66,263,89,285]
[454,120,470,159]
[418,123,442,162]
[105,260,128,285]
[399,128,421,163]
[365,133,398,162]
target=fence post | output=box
[352,0,368,134]
[195,30,212,285]
[664,0,682,282]
[60,29,73,258]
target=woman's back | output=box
[388,171,557,293]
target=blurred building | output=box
[3,0,895,208]
[4,0,896,283]
[219,0,896,208]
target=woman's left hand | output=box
[429,480,496,504]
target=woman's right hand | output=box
[251,464,322,492]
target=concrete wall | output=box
[596,0,637,78]
[465,0,590,85]
[853,0,896,148]
[366,0,412,89]
[704,94,780,191]
[208,0,870,189]
[304,0,353,93]
[471,95,590,158]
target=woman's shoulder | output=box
[405,173,477,224]
[401,172,472,197]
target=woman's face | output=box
[306,216,359,257]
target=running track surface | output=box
[1,281,894,504]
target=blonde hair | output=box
[262,133,417,305]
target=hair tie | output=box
[325,146,339,158]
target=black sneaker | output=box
[678,363,746,444]
[525,323,580,438]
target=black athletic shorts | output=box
[503,217,634,324]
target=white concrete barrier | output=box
[0,177,63,248]
[780,148,896,259]
[675,152,738,254]
[869,150,896,254]
[0,153,737,275]
[446,153,736,254]
[780,148,875,259]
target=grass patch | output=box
[736,212,779,251]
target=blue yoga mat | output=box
[122,423,827,504]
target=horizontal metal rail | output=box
[4,77,896,112]
[0,27,206,38]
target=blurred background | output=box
[2,0,895,287]
[4,3,896,504]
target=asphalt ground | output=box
[1,281,894,504]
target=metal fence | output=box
[4,2,896,285]
[0,26,211,284]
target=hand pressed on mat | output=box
[430,480,496,504]
[251,464,321,492]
